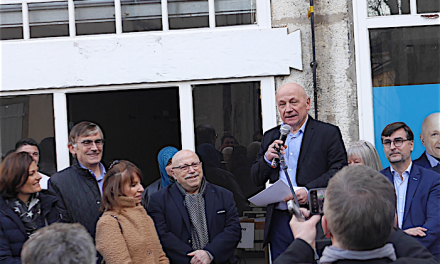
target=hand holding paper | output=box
[248,180,302,206]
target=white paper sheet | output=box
[248,180,302,206]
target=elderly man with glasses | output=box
[48,121,107,263]
[148,149,241,264]
[380,122,440,260]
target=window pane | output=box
[121,0,162,32]
[370,26,440,167]
[370,25,440,87]
[75,0,116,36]
[168,0,209,29]
[417,0,440,13]
[367,0,410,17]
[67,88,182,186]
[29,1,69,38]
[0,4,23,40]
[0,94,57,176]
[215,0,256,27]
[193,82,263,214]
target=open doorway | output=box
[67,87,182,186]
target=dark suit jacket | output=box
[432,165,440,174]
[414,152,432,169]
[274,229,439,264]
[382,164,440,256]
[251,116,347,246]
[147,182,241,264]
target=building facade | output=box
[1,0,439,202]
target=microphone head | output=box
[280,124,291,135]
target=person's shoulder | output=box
[263,125,281,136]
[150,183,175,199]
[380,167,391,174]
[415,164,440,181]
[413,152,427,162]
[50,165,76,180]
[206,182,234,196]
[97,212,121,228]
[39,189,58,199]
[308,117,340,131]
[431,164,440,174]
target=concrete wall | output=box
[271,0,358,146]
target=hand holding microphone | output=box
[265,124,291,168]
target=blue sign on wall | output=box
[373,83,440,168]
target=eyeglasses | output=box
[78,139,105,148]
[172,162,202,172]
[382,138,409,148]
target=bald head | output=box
[172,150,199,166]
[420,112,440,159]
[276,83,311,133]
[276,83,309,101]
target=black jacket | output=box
[251,116,347,246]
[274,229,439,264]
[0,191,60,264]
[48,159,105,240]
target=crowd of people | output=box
[0,82,439,264]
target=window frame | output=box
[0,0,269,40]
[352,0,439,144]
[0,76,276,171]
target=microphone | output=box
[271,124,291,168]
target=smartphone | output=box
[309,188,326,215]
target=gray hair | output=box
[324,165,396,251]
[68,121,103,148]
[21,223,96,264]
[347,140,383,171]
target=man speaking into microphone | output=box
[251,83,347,261]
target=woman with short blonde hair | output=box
[347,140,383,171]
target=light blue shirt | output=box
[426,152,440,168]
[79,162,106,195]
[391,162,412,229]
[265,116,308,210]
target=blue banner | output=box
[373,83,440,168]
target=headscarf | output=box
[158,146,179,188]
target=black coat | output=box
[414,152,432,169]
[48,159,105,240]
[0,191,60,264]
[274,229,439,264]
[251,116,347,246]
[148,183,241,264]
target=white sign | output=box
[238,222,255,249]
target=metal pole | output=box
[309,0,318,120]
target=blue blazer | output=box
[413,152,432,169]
[148,182,241,264]
[381,164,440,256]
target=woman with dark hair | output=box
[95,160,168,264]
[0,152,60,263]
[142,146,178,207]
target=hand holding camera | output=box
[289,208,321,250]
